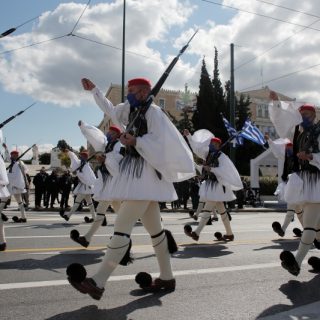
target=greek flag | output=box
[239,119,266,146]
[222,116,243,145]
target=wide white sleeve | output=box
[211,153,243,191]
[91,87,127,131]
[77,163,97,186]
[105,141,124,177]
[67,151,81,172]
[80,121,107,152]
[0,156,9,185]
[186,135,209,161]
[268,100,302,139]
[268,138,290,160]
[135,105,195,182]
[19,161,28,174]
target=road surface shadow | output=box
[45,292,169,320]
[256,274,320,318]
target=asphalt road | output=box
[1,207,320,320]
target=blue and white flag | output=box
[222,116,243,145]
[239,119,266,146]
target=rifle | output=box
[6,144,36,171]
[125,29,198,133]
[0,102,36,129]
[73,152,98,173]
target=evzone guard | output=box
[70,121,122,248]
[66,77,195,300]
[59,149,97,222]
[0,154,10,251]
[269,91,320,275]
[265,135,304,238]
[6,150,28,223]
[183,129,243,242]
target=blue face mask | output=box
[127,92,141,108]
[301,116,313,129]
[209,144,216,152]
[286,149,293,157]
[106,132,113,143]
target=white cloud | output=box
[0,0,195,107]
[1,0,320,108]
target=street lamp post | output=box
[229,43,236,163]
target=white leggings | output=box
[92,200,173,288]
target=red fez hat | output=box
[128,78,151,87]
[109,125,121,134]
[10,150,19,156]
[210,137,222,144]
[299,104,315,113]
[80,150,89,157]
[286,142,293,147]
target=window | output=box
[159,98,165,109]
[264,105,269,118]
[257,105,263,118]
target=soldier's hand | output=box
[120,133,136,146]
[81,78,96,91]
[297,151,313,161]
[183,129,190,137]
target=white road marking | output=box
[0,260,293,290]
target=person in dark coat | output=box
[33,167,48,210]
[45,170,60,209]
[59,170,73,210]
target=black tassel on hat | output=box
[165,229,178,254]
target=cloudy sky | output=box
[1,0,320,158]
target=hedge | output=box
[242,176,278,196]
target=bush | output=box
[259,176,278,195]
[241,176,278,195]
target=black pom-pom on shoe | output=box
[66,263,87,283]
[1,213,8,222]
[293,228,302,237]
[313,239,320,250]
[102,216,107,226]
[135,272,152,288]
[12,216,20,223]
[214,231,223,241]
[308,256,320,272]
[84,216,94,223]
[70,229,89,248]
[280,251,300,276]
[272,221,284,237]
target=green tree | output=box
[39,152,51,165]
[211,47,228,144]
[192,58,215,132]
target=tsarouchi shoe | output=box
[68,277,104,300]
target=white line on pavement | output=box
[0,261,284,290]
